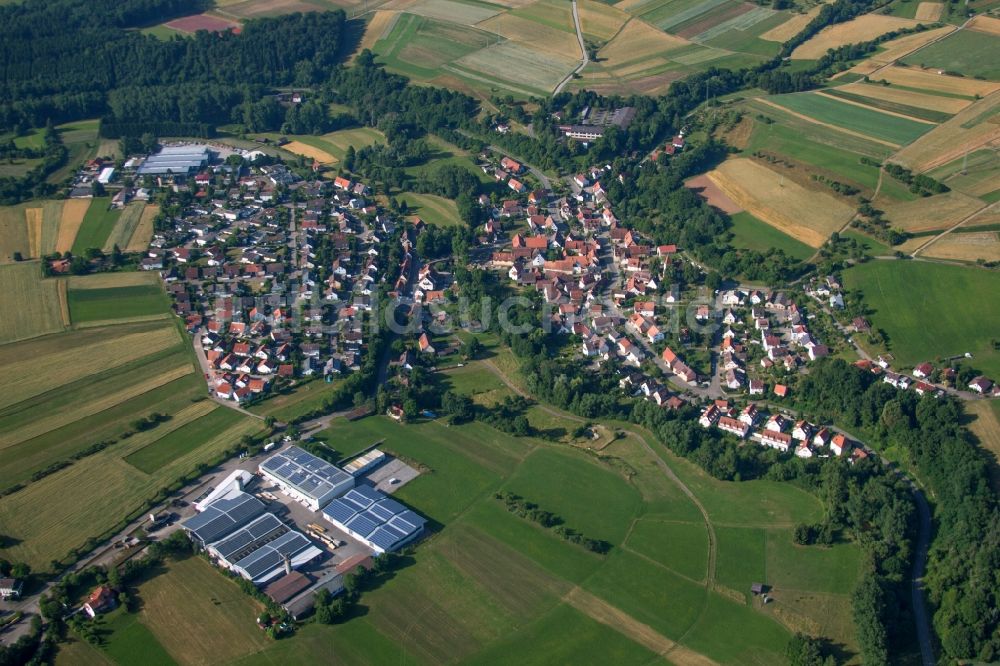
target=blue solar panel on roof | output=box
[347,513,379,537]
[367,503,396,522]
[378,497,406,514]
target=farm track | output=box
[553,0,588,94]
[911,200,998,256]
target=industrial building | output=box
[181,490,266,547]
[136,145,211,177]
[342,449,386,477]
[322,484,426,554]
[259,446,354,511]
[206,512,323,586]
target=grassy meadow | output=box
[728,211,815,261]
[72,198,121,255]
[68,283,172,324]
[843,260,1000,377]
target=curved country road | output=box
[554,1,588,95]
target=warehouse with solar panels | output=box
[181,491,266,547]
[322,484,426,554]
[136,145,211,176]
[207,513,323,585]
[259,446,354,510]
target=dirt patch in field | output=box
[891,92,1000,172]
[686,174,744,213]
[675,2,753,40]
[282,140,337,164]
[706,157,854,247]
[923,230,1000,261]
[164,13,240,32]
[968,14,1000,36]
[914,2,943,20]
[791,15,919,59]
[759,5,820,42]
[873,65,1000,98]
[56,199,92,254]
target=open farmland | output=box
[125,203,158,252]
[0,204,32,262]
[0,262,66,344]
[890,92,1000,172]
[135,557,269,665]
[842,260,1000,377]
[831,81,972,117]
[125,406,247,473]
[71,197,121,255]
[354,9,399,57]
[901,27,1000,80]
[0,321,182,410]
[68,282,172,324]
[163,13,240,33]
[966,401,1000,492]
[914,2,944,19]
[55,199,92,253]
[791,14,919,59]
[282,139,337,164]
[849,25,956,69]
[706,157,855,247]
[478,13,581,57]
[877,190,986,232]
[450,41,579,96]
[759,4,819,41]
[928,149,1000,199]
[922,229,1000,262]
[728,211,815,261]
[0,401,261,569]
[375,13,499,81]
[215,0,341,19]
[766,92,934,146]
[385,0,501,24]
[576,0,630,41]
[870,65,1000,99]
[102,202,146,251]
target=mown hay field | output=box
[865,25,955,65]
[56,199,92,253]
[452,41,578,95]
[0,204,31,262]
[835,81,972,116]
[871,65,1000,98]
[125,203,158,252]
[477,13,580,57]
[914,2,943,19]
[791,15,918,59]
[103,202,146,251]
[282,139,337,164]
[878,190,985,232]
[706,157,854,247]
[923,230,1000,261]
[577,0,630,40]
[759,4,819,41]
[0,262,65,344]
[890,92,1000,172]
[0,321,181,409]
[67,272,160,289]
[137,557,269,665]
[71,197,121,255]
[900,28,1000,80]
[594,18,690,69]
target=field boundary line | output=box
[813,90,936,126]
[756,98,900,148]
[57,279,70,327]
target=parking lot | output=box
[365,458,420,494]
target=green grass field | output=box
[248,377,344,423]
[841,229,892,256]
[68,284,171,324]
[72,198,121,255]
[843,260,1000,376]
[901,28,1000,80]
[124,407,246,473]
[766,92,934,146]
[99,608,175,666]
[729,211,815,261]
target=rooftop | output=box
[322,484,426,552]
[260,446,353,502]
[181,491,266,544]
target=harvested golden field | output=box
[865,25,955,64]
[282,140,336,164]
[126,203,158,252]
[0,322,181,410]
[25,207,43,258]
[966,401,1000,492]
[103,202,146,252]
[914,2,943,19]
[874,65,1000,98]
[0,262,66,344]
[596,18,690,69]
[355,10,398,57]
[55,199,92,253]
[878,190,986,232]
[0,363,193,451]
[67,272,160,289]
[792,15,919,59]
[968,14,1000,36]
[577,0,630,40]
[760,6,821,42]
[923,230,1000,261]
[477,13,581,57]
[891,92,1000,171]
[839,82,972,115]
[706,158,854,247]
